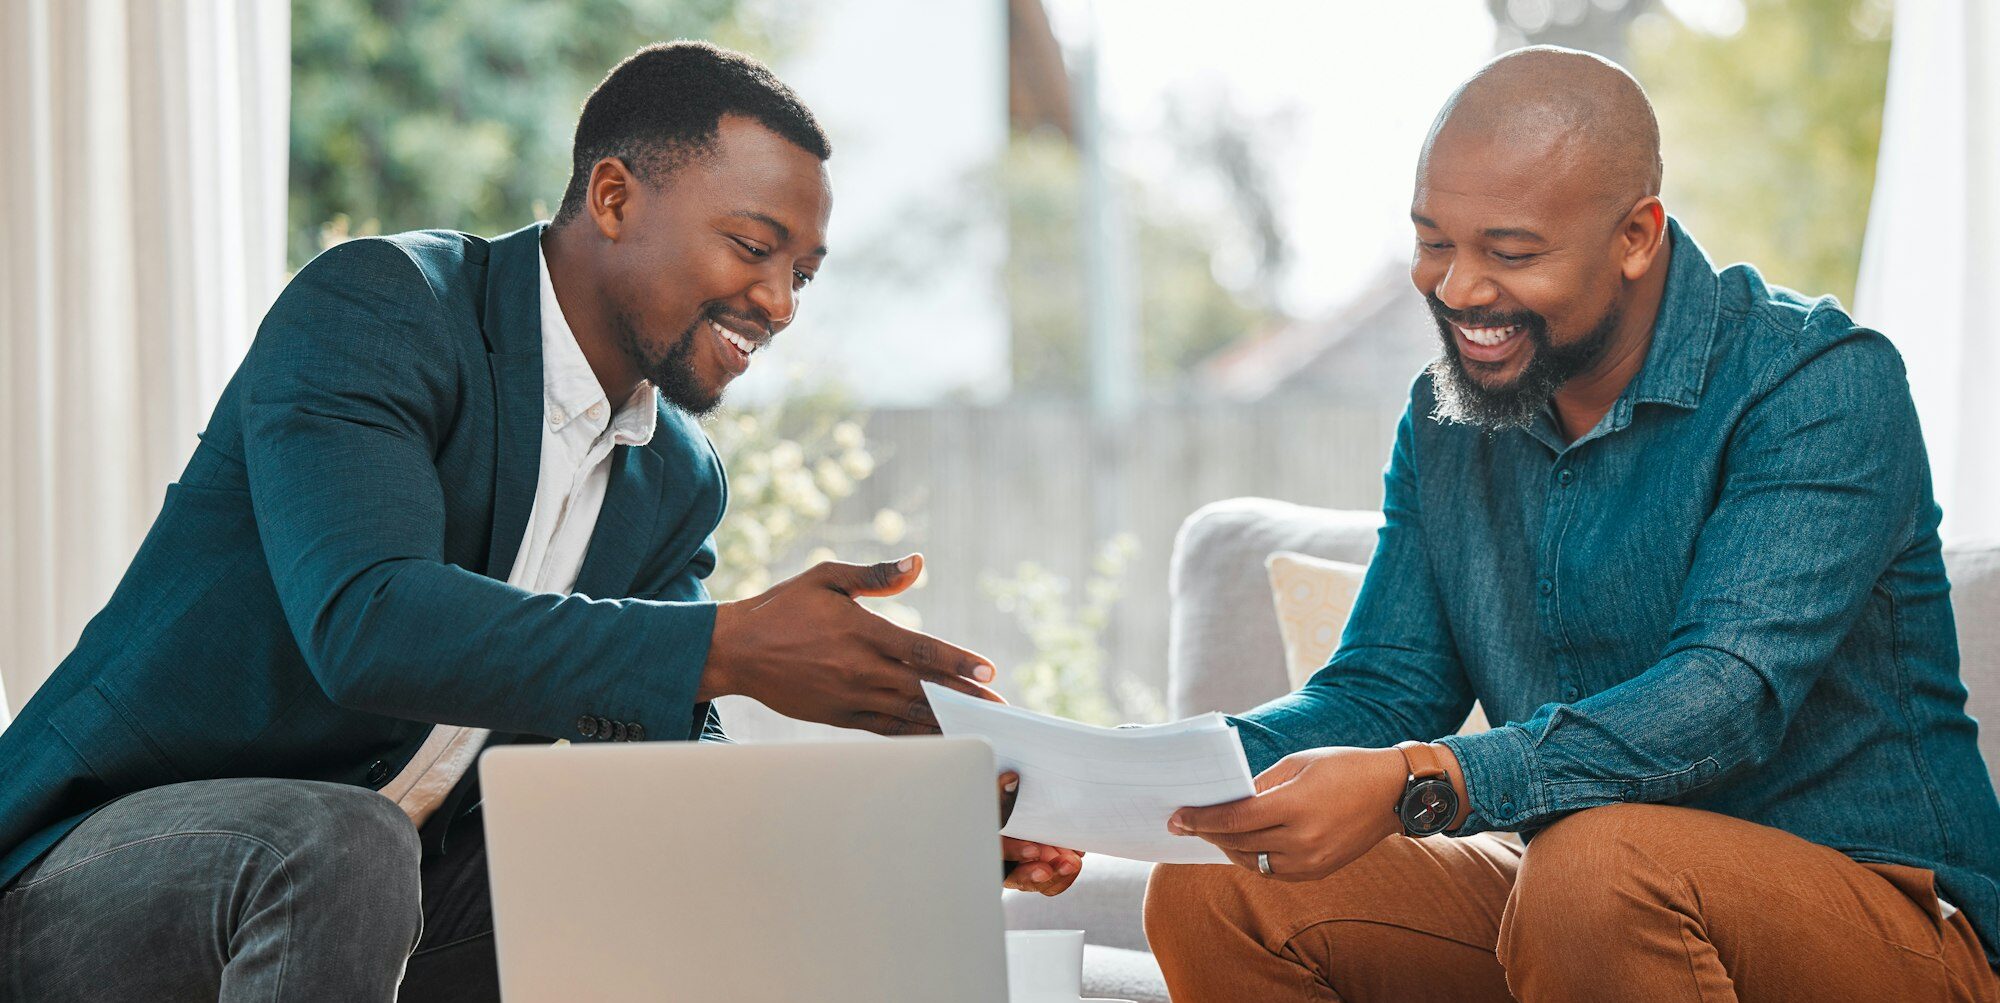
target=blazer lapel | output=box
[481,223,548,577]
[573,442,663,599]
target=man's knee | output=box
[214,780,422,918]
[1143,863,1245,954]
[226,779,416,854]
[1500,804,1681,964]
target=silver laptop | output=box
[479,737,1010,1002]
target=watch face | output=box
[1400,778,1459,836]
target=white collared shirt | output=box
[377,236,660,827]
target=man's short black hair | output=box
[554,41,830,224]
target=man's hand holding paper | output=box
[925,681,1257,865]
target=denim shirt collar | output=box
[1627,217,1720,411]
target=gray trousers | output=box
[0,778,500,1001]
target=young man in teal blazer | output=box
[0,42,1077,1000]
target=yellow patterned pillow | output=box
[1265,551,1367,691]
[1265,550,1488,734]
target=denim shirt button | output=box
[1621,786,1638,801]
[1500,800,1515,816]
[1538,578,1553,595]
[1557,469,1575,486]
[1564,685,1580,701]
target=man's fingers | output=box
[998,772,1020,826]
[1187,825,1286,853]
[812,554,922,599]
[1253,755,1312,794]
[873,689,944,731]
[1218,847,1262,873]
[886,658,1003,705]
[849,712,940,737]
[860,615,996,684]
[1216,847,1299,879]
[864,654,1003,717]
[1170,793,1286,836]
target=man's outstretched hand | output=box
[699,553,1004,735]
[998,770,1084,895]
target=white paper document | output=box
[923,682,1256,864]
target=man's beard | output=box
[1424,294,1620,431]
[613,306,724,418]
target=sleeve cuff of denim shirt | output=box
[1437,726,1542,835]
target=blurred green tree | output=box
[287,0,791,267]
[1629,0,1893,305]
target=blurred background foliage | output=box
[983,533,1159,725]
[1628,0,1892,305]
[287,0,791,267]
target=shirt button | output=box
[366,760,389,785]
[1557,469,1575,486]
[576,715,598,738]
[1499,800,1515,816]
[548,408,564,428]
[1538,578,1553,595]
[1564,685,1580,701]
[587,403,606,421]
[1621,785,1638,801]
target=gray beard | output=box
[1426,308,1621,432]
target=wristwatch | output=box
[1393,740,1460,837]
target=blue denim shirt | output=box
[1232,220,2000,966]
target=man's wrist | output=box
[1426,741,1472,830]
[1373,748,1411,841]
[696,601,745,702]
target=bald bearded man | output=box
[1141,48,2000,1001]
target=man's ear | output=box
[1617,196,1667,282]
[587,157,634,241]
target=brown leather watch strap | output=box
[1394,739,1448,781]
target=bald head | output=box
[1422,46,1662,213]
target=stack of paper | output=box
[923,682,1255,864]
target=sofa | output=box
[1003,498,2000,1003]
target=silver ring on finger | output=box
[1257,851,1273,876]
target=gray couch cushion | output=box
[1078,945,1169,1003]
[1167,499,1382,718]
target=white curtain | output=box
[1,0,290,721]
[1857,0,2000,546]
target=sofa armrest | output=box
[1001,854,1154,953]
[1168,498,1383,718]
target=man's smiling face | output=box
[1408,125,1629,429]
[599,113,832,416]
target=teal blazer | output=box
[0,223,729,886]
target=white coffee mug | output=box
[1005,929,1086,1002]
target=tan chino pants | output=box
[1145,803,1999,1002]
